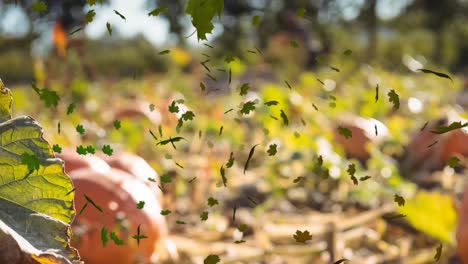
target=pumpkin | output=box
[333,116,389,162]
[456,187,468,264]
[69,168,167,264]
[55,148,110,174]
[100,152,162,201]
[401,120,468,173]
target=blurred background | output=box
[1,0,468,263]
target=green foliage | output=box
[186,0,224,41]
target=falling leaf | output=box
[156,136,186,149]
[85,10,96,24]
[101,226,109,247]
[181,111,195,121]
[160,209,171,215]
[159,50,170,55]
[244,144,259,174]
[76,145,87,155]
[148,6,168,16]
[204,254,221,264]
[420,121,429,131]
[131,225,148,246]
[360,176,371,181]
[334,259,349,264]
[252,15,260,25]
[285,80,292,89]
[427,141,438,148]
[110,232,124,245]
[186,0,224,41]
[67,103,75,115]
[76,124,85,135]
[168,100,179,113]
[419,69,453,82]
[85,145,95,154]
[388,89,400,110]
[240,101,256,115]
[375,84,379,102]
[84,194,103,212]
[239,83,250,96]
[113,120,121,129]
[293,176,304,183]
[347,163,358,185]
[238,224,248,233]
[176,220,186,225]
[430,121,468,134]
[52,144,62,153]
[293,230,312,243]
[78,202,88,215]
[296,7,306,17]
[32,1,47,12]
[208,197,219,207]
[280,110,289,126]
[394,194,405,207]
[267,144,277,156]
[226,152,234,168]
[136,201,145,209]
[434,243,442,261]
[102,145,113,156]
[113,10,126,20]
[447,156,460,168]
[106,22,112,36]
[220,165,227,187]
[264,101,279,106]
[31,83,59,108]
[160,174,172,183]
[343,49,352,56]
[338,126,352,139]
[200,211,209,221]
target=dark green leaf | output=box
[66,103,75,115]
[280,110,289,126]
[204,254,221,264]
[419,69,453,82]
[394,194,405,207]
[293,230,312,243]
[239,83,250,96]
[102,145,113,156]
[101,226,109,247]
[244,144,259,174]
[267,144,277,156]
[113,10,126,20]
[84,194,103,212]
[148,6,168,16]
[430,121,468,134]
[110,232,123,245]
[338,126,352,139]
[388,89,400,110]
[208,197,219,207]
[32,1,47,12]
[240,101,256,115]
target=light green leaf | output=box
[0,84,77,262]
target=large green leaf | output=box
[186,0,223,41]
[0,81,78,263]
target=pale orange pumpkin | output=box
[69,168,167,264]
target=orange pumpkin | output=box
[100,152,162,201]
[70,168,167,264]
[333,116,389,162]
[401,122,468,172]
[456,187,468,263]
